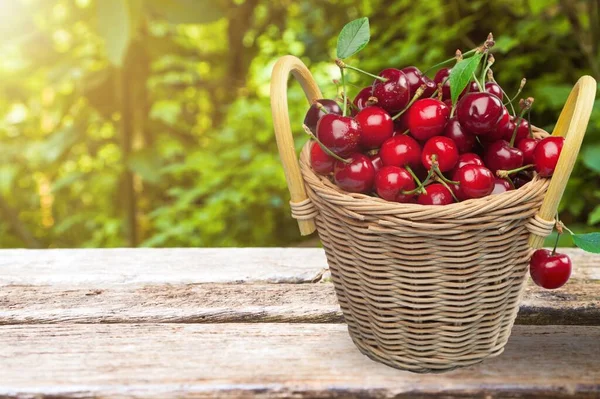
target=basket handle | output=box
[271,56,323,236]
[528,75,597,248]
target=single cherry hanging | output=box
[530,230,572,290]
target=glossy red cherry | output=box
[492,178,513,195]
[484,140,524,174]
[421,75,437,97]
[453,153,483,175]
[517,138,539,165]
[530,249,572,289]
[374,166,416,203]
[534,136,564,177]
[407,98,450,141]
[417,183,453,205]
[422,136,459,172]
[433,67,451,100]
[380,135,422,169]
[316,114,361,157]
[452,164,495,199]
[304,99,342,133]
[333,154,376,193]
[310,142,335,175]
[510,117,531,142]
[401,66,423,97]
[485,82,503,100]
[353,87,372,111]
[456,92,504,135]
[369,153,382,173]
[355,106,393,149]
[485,106,511,142]
[373,68,410,113]
[444,118,475,153]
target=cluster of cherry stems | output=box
[303,50,570,289]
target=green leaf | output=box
[146,0,223,24]
[336,18,370,59]
[582,144,600,173]
[97,0,131,66]
[449,52,484,105]
[572,232,600,253]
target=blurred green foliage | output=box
[0,0,598,248]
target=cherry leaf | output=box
[448,52,484,105]
[336,18,370,60]
[572,232,600,254]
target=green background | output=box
[0,0,598,248]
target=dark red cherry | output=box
[530,249,572,289]
[534,136,564,177]
[407,98,450,141]
[452,164,495,199]
[484,140,524,173]
[456,92,504,135]
[517,138,539,165]
[374,166,416,203]
[513,172,533,188]
[492,178,513,195]
[353,87,373,111]
[498,117,516,142]
[417,183,453,205]
[453,152,483,175]
[444,118,475,153]
[355,106,393,149]
[304,99,342,133]
[310,142,335,175]
[333,154,376,193]
[316,114,361,157]
[369,153,382,173]
[393,112,410,135]
[380,135,422,169]
[373,68,410,114]
[433,67,451,100]
[401,66,423,97]
[458,81,480,100]
[421,75,437,97]
[513,117,531,142]
[485,106,511,142]
[422,136,459,172]
[485,82,503,100]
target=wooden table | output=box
[1,248,599,398]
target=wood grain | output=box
[1,282,598,325]
[0,323,598,398]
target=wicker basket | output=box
[270,55,596,373]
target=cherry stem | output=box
[504,78,527,108]
[423,48,476,75]
[527,108,533,138]
[392,85,425,120]
[430,77,448,99]
[496,164,534,178]
[435,176,459,202]
[505,176,515,189]
[302,124,350,164]
[401,128,410,135]
[479,51,489,89]
[472,71,484,92]
[315,101,330,114]
[430,156,459,185]
[337,60,387,82]
[340,67,347,117]
[509,107,528,147]
[405,165,427,194]
[489,70,516,116]
[552,230,561,256]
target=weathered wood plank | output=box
[1,282,598,325]
[0,248,328,286]
[0,324,598,398]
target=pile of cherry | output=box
[304,66,565,206]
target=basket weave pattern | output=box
[298,143,551,372]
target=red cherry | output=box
[517,138,539,165]
[444,118,475,153]
[380,135,422,169]
[373,68,410,114]
[492,178,513,195]
[393,112,410,135]
[369,153,382,173]
[511,117,530,142]
[433,68,451,100]
[453,152,483,175]
[485,106,511,142]
[452,164,495,199]
[355,106,394,149]
[484,140,524,174]
[333,154,376,193]
[407,98,450,141]
[456,92,504,135]
[485,82,503,100]
[309,142,334,175]
[316,114,361,157]
[304,99,342,133]
[401,66,423,97]
[421,75,437,97]
[417,183,453,205]
[422,136,459,173]
[353,87,372,111]
[374,166,416,203]
[530,249,572,289]
[534,136,564,177]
